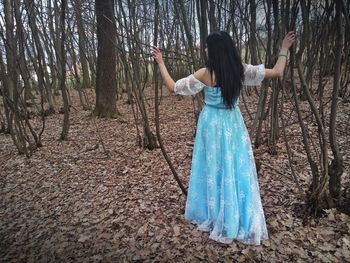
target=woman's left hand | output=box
[281,31,296,50]
[151,47,164,65]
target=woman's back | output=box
[151,30,295,245]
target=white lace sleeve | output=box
[174,74,206,96]
[243,64,265,86]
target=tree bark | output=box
[329,0,344,202]
[60,0,70,140]
[74,0,91,90]
[94,0,119,118]
[196,0,208,64]
[249,0,258,65]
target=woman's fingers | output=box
[285,31,296,45]
[151,47,163,64]
[287,31,296,40]
[281,31,296,49]
[151,47,158,55]
[151,47,160,54]
[151,48,161,60]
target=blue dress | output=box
[174,64,268,245]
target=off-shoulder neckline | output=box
[191,74,218,89]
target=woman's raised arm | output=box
[264,31,296,79]
[151,47,175,93]
[152,48,207,96]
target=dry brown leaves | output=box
[0,87,349,262]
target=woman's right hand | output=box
[151,47,164,65]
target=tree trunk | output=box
[94,0,119,118]
[329,0,344,203]
[74,0,91,90]
[60,0,70,140]
[249,0,258,65]
[196,0,208,64]
[268,0,281,154]
[208,0,218,32]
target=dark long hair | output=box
[205,31,244,109]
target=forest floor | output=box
[0,86,350,263]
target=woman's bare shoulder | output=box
[193,67,215,86]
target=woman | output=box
[152,31,295,245]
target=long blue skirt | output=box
[184,104,268,245]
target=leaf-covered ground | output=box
[1,87,349,262]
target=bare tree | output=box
[60,0,70,140]
[328,0,344,203]
[94,0,119,118]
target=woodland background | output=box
[0,0,350,262]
